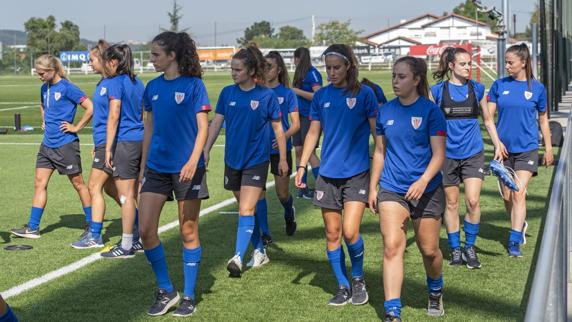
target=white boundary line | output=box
[1,177,283,299]
[0,106,36,112]
[0,143,226,147]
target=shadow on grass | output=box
[0,231,11,244]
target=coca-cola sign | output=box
[409,44,472,57]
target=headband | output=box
[323,51,349,62]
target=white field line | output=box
[1,175,285,300]
[0,143,226,147]
[0,102,37,105]
[0,105,36,112]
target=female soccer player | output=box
[252,51,300,246]
[295,44,377,307]
[292,47,322,199]
[361,78,388,107]
[138,32,210,317]
[11,55,93,240]
[369,56,447,321]
[205,45,288,277]
[98,44,145,258]
[431,47,505,268]
[488,43,553,257]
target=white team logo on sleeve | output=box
[54,92,61,101]
[278,97,284,104]
[324,102,331,108]
[524,91,533,100]
[346,98,356,109]
[411,117,422,129]
[99,87,107,96]
[175,92,185,104]
[250,100,259,110]
[152,95,159,101]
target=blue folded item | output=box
[490,160,519,192]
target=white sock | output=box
[121,233,133,250]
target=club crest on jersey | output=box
[444,107,451,114]
[316,190,324,201]
[250,100,259,110]
[346,98,356,109]
[175,92,185,104]
[54,92,61,101]
[100,87,107,96]
[524,91,533,100]
[411,117,422,129]
[278,97,284,104]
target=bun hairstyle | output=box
[152,31,203,78]
[233,44,267,85]
[323,44,361,96]
[394,56,430,99]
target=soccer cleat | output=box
[11,225,40,239]
[490,160,519,191]
[449,248,462,266]
[172,296,196,317]
[508,242,522,257]
[261,234,273,246]
[147,289,180,316]
[301,188,314,200]
[328,286,352,306]
[132,239,144,253]
[384,314,402,322]
[246,249,270,268]
[227,254,243,278]
[350,277,369,305]
[79,223,90,240]
[100,245,135,259]
[462,246,482,269]
[285,207,297,236]
[71,232,103,249]
[427,291,445,317]
[522,221,528,245]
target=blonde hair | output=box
[35,54,67,80]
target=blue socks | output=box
[509,229,523,245]
[236,216,255,261]
[426,275,443,293]
[447,231,461,250]
[345,236,364,278]
[144,243,174,293]
[83,206,92,225]
[281,196,294,219]
[256,198,270,236]
[384,298,401,318]
[27,207,44,230]
[311,166,320,180]
[182,246,201,300]
[326,246,350,288]
[464,220,480,247]
[250,213,264,252]
[0,305,18,322]
[90,221,103,240]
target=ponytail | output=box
[102,44,137,81]
[433,47,469,81]
[506,43,534,90]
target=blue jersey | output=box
[431,80,485,159]
[269,84,298,155]
[144,75,211,173]
[107,74,145,142]
[310,84,377,178]
[376,96,447,194]
[371,83,388,106]
[216,84,281,170]
[296,66,322,117]
[92,78,112,147]
[40,79,87,148]
[488,77,546,153]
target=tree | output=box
[313,20,361,45]
[251,25,310,48]
[163,0,188,33]
[452,0,499,32]
[237,21,274,46]
[24,16,84,55]
[277,26,306,41]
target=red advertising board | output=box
[409,44,473,57]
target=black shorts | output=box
[141,167,209,201]
[313,171,369,210]
[292,116,320,148]
[224,162,269,191]
[442,151,485,186]
[377,185,445,220]
[270,151,293,176]
[92,144,113,175]
[36,140,82,175]
[112,141,142,179]
[504,149,539,176]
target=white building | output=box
[363,13,497,55]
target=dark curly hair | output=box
[152,31,203,78]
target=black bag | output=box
[549,120,564,147]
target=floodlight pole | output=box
[472,0,508,78]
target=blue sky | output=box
[0,0,538,45]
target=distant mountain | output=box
[0,30,26,46]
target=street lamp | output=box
[472,0,508,78]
